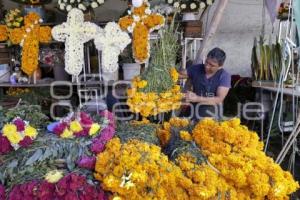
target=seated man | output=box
[181,47,231,121]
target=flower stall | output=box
[0,0,300,199]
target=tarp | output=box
[294,0,300,36]
[265,0,278,24]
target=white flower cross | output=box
[94,22,131,73]
[52,8,100,76]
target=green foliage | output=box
[141,14,181,93]
[0,134,93,190]
[251,37,282,81]
[3,103,49,129]
[116,122,160,145]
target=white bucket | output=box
[0,64,10,83]
[122,63,141,80]
[102,70,119,84]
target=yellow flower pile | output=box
[192,118,299,199]
[0,25,8,41]
[9,12,51,76]
[7,88,31,96]
[127,68,183,118]
[157,117,189,146]
[119,2,164,63]
[94,138,192,200]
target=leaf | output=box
[7,159,18,168]
[25,149,43,166]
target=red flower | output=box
[0,184,5,200]
[53,122,68,135]
[37,181,55,200]
[0,134,13,154]
[74,129,88,137]
[13,118,25,132]
[80,112,93,127]
[19,136,33,148]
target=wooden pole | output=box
[194,0,230,64]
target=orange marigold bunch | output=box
[0,25,8,41]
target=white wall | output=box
[203,0,278,77]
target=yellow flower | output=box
[44,170,64,183]
[137,80,147,89]
[6,132,22,144]
[60,128,73,138]
[180,131,192,141]
[89,123,101,136]
[70,120,83,133]
[24,125,38,139]
[2,124,17,137]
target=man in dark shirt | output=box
[181,47,231,120]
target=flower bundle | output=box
[9,12,52,76]
[192,118,299,199]
[0,117,38,154]
[127,68,182,118]
[57,0,105,12]
[9,0,51,5]
[3,173,107,200]
[167,0,214,13]
[4,9,23,29]
[119,0,165,63]
[52,112,102,138]
[0,25,8,41]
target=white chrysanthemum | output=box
[52,8,100,76]
[180,4,186,9]
[77,0,81,2]
[58,0,62,4]
[207,0,213,5]
[64,0,68,2]
[190,3,197,10]
[94,22,131,73]
[59,3,66,10]
[200,2,206,9]
[173,2,179,8]
[167,0,173,4]
[78,3,86,11]
[70,0,75,3]
[145,8,151,14]
[133,15,140,22]
[91,2,98,8]
[97,0,104,4]
[66,5,72,11]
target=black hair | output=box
[207,47,226,66]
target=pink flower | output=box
[53,122,68,135]
[80,112,93,127]
[0,184,5,200]
[0,134,13,154]
[91,138,106,154]
[19,136,33,148]
[74,129,88,137]
[13,118,25,132]
[77,156,96,170]
[99,126,115,141]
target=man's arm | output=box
[185,86,230,105]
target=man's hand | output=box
[184,91,200,102]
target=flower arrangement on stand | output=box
[0,117,38,154]
[126,15,183,119]
[119,0,165,63]
[94,22,131,73]
[7,12,52,76]
[166,0,214,13]
[57,0,105,12]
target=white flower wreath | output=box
[94,22,131,73]
[52,8,100,76]
[57,0,105,12]
[167,0,214,13]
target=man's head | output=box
[204,48,226,74]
